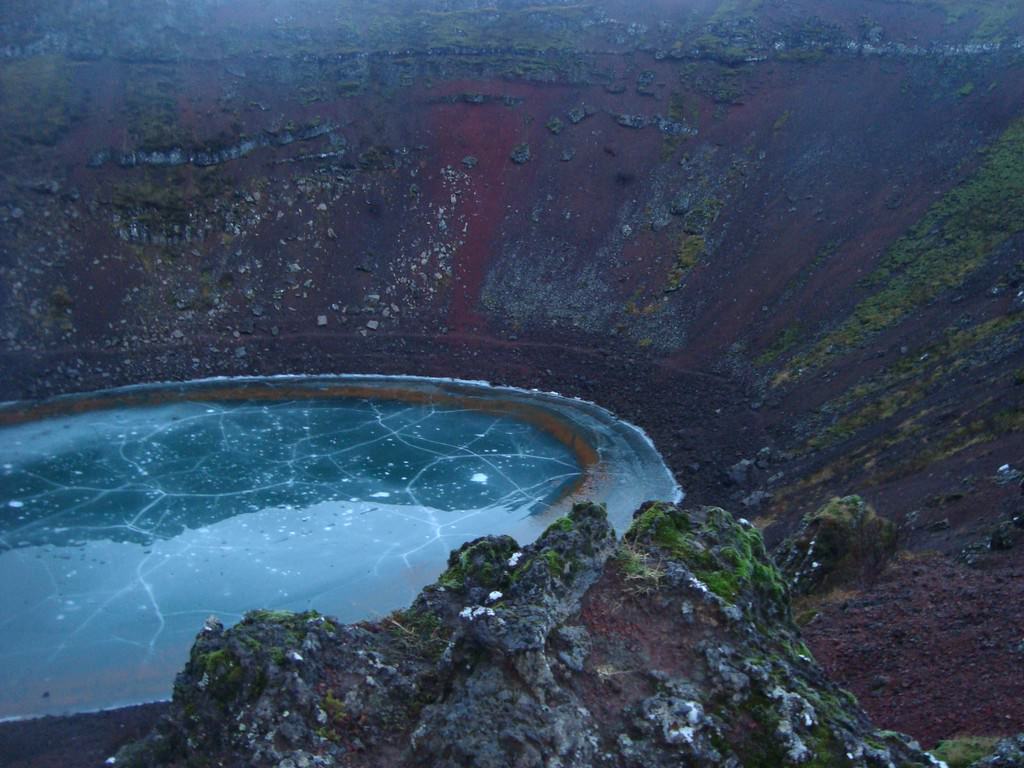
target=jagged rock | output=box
[100,124,336,170]
[989,521,1015,550]
[669,192,692,216]
[652,116,697,136]
[566,105,594,124]
[510,143,531,165]
[726,458,754,486]
[776,496,898,596]
[636,70,657,96]
[546,117,564,135]
[996,464,1023,484]
[117,503,936,768]
[616,114,646,129]
[741,490,773,508]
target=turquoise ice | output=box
[0,377,679,718]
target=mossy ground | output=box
[805,315,1024,452]
[930,736,1002,767]
[777,118,1024,382]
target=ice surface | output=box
[0,377,679,718]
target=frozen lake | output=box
[0,376,679,718]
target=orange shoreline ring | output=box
[0,376,609,511]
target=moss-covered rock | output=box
[118,502,935,768]
[776,495,898,596]
[931,736,1002,767]
[626,501,788,615]
[965,733,1024,767]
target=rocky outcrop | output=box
[776,495,899,597]
[970,734,1024,767]
[116,502,938,768]
[88,123,338,170]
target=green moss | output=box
[782,118,1024,380]
[695,33,755,66]
[754,323,803,366]
[726,691,791,767]
[683,198,723,234]
[800,314,1023,454]
[112,168,227,238]
[545,516,574,535]
[195,648,244,705]
[246,609,317,624]
[783,496,898,595]
[931,736,1001,767]
[665,234,706,291]
[324,689,346,721]
[402,5,590,55]
[668,92,687,122]
[438,536,518,591]
[698,570,742,602]
[543,549,566,577]
[241,609,324,653]
[627,504,786,606]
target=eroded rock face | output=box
[118,503,937,768]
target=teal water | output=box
[0,397,581,718]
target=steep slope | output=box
[1,0,1023,749]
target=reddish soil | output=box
[803,546,1024,748]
